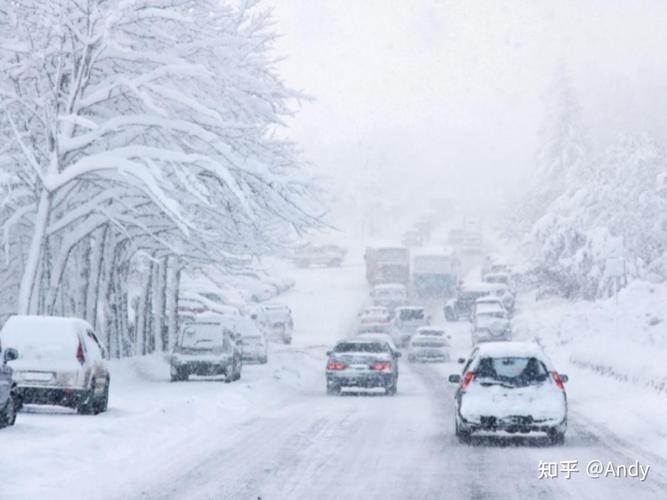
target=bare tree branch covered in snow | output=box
[0,0,322,355]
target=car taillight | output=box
[551,372,565,390]
[76,341,85,365]
[461,371,474,390]
[370,362,391,371]
[327,361,346,370]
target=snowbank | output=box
[513,280,667,393]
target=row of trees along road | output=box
[0,0,323,357]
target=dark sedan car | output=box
[326,339,399,396]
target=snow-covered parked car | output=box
[408,327,451,362]
[370,283,407,311]
[250,303,294,344]
[471,305,511,344]
[473,296,507,318]
[237,316,268,364]
[294,244,347,268]
[177,292,240,324]
[170,314,243,382]
[0,344,19,428]
[1,315,110,415]
[392,306,430,346]
[449,342,568,445]
[326,339,399,396]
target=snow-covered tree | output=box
[0,0,321,354]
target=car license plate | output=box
[23,371,54,382]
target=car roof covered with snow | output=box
[473,342,555,368]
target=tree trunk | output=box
[18,188,51,314]
[165,258,180,352]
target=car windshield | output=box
[241,336,263,345]
[418,330,444,336]
[412,340,446,347]
[475,357,549,386]
[179,323,223,349]
[334,342,387,353]
[477,311,506,319]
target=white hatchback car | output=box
[1,315,110,414]
[449,342,568,444]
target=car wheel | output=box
[94,378,110,414]
[548,429,565,445]
[0,394,17,428]
[170,367,187,382]
[385,379,397,396]
[326,382,340,396]
[77,380,96,415]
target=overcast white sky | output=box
[269,0,667,221]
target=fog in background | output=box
[270,0,667,231]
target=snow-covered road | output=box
[4,258,667,499]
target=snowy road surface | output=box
[4,259,667,499]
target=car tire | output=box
[170,367,187,382]
[385,379,397,396]
[326,382,340,396]
[94,378,110,414]
[0,394,17,428]
[548,429,565,445]
[77,379,96,415]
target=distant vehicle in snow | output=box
[237,316,268,364]
[392,306,430,347]
[411,247,460,298]
[249,303,294,344]
[408,327,451,362]
[325,339,399,396]
[0,344,19,428]
[364,244,410,286]
[170,314,243,382]
[177,292,240,324]
[293,244,347,268]
[449,342,568,445]
[1,315,110,415]
[471,305,511,344]
[444,282,511,321]
[358,306,391,326]
[473,296,507,318]
[370,283,408,312]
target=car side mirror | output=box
[457,357,466,364]
[448,374,461,384]
[396,351,402,358]
[326,350,332,356]
[559,374,569,383]
[3,348,18,364]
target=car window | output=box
[399,309,424,321]
[334,342,387,353]
[86,330,103,360]
[475,357,549,386]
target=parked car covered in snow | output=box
[473,296,507,318]
[408,327,451,362]
[293,244,347,268]
[392,306,430,346]
[326,339,399,396]
[1,315,110,414]
[370,283,407,311]
[170,314,243,382]
[449,342,568,445]
[250,303,294,344]
[0,344,19,428]
[236,316,268,364]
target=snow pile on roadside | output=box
[513,280,667,393]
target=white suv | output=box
[1,315,110,415]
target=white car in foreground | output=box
[449,342,568,445]
[408,327,451,362]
